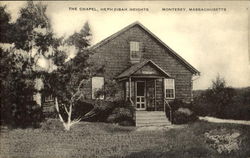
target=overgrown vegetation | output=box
[76,78,135,126]
[75,99,135,126]
[0,2,55,127]
[0,2,99,130]
[193,75,250,120]
[46,22,94,130]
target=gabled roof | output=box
[116,60,171,79]
[90,21,200,75]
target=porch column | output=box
[162,78,166,112]
[129,77,134,106]
[154,79,157,111]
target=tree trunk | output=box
[55,97,81,131]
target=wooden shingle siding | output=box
[156,79,163,109]
[89,24,197,103]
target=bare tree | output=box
[54,80,85,130]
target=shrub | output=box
[64,99,135,126]
[55,99,95,121]
[192,80,250,120]
[0,45,45,128]
[72,100,94,119]
[172,107,198,124]
[167,99,197,124]
[193,75,237,118]
[91,100,115,122]
[87,99,135,126]
[67,99,115,122]
[193,89,250,120]
[107,107,134,125]
[11,101,44,128]
[220,103,250,120]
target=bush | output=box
[55,99,95,122]
[0,47,45,128]
[11,101,44,128]
[107,107,135,126]
[220,103,250,120]
[91,100,115,122]
[54,99,135,126]
[167,99,197,124]
[79,99,135,126]
[172,107,198,124]
[192,75,239,118]
[193,85,250,120]
[72,100,94,119]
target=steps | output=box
[136,111,171,127]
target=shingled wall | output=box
[89,24,194,103]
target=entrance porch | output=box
[124,78,166,111]
[116,60,173,125]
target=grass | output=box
[0,119,250,158]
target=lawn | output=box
[0,119,250,158]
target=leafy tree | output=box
[0,47,43,127]
[210,75,235,117]
[49,22,99,130]
[13,1,51,52]
[0,2,59,127]
[66,22,91,50]
[0,2,97,130]
[193,75,236,117]
[0,5,14,43]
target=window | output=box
[164,79,175,99]
[130,41,140,59]
[92,77,104,99]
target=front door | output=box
[136,81,146,110]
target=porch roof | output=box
[116,60,171,80]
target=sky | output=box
[1,1,250,90]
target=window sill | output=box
[130,59,141,64]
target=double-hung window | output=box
[92,77,104,99]
[164,79,175,99]
[130,41,140,60]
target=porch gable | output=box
[116,60,171,80]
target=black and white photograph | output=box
[0,1,250,157]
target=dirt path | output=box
[199,116,250,125]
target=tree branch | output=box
[71,79,85,102]
[63,104,69,115]
[54,97,64,123]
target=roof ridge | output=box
[90,21,141,50]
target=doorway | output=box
[136,81,146,110]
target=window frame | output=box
[91,76,105,100]
[164,78,175,99]
[130,41,140,60]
